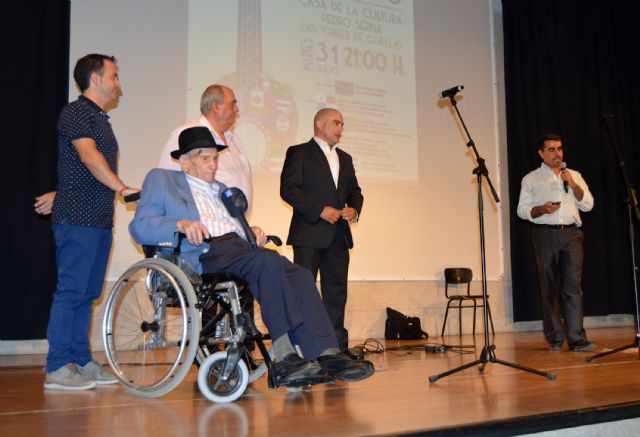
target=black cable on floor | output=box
[351,338,385,355]
[385,342,476,355]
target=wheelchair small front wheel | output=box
[198,351,249,403]
[196,343,268,384]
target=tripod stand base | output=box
[585,335,640,362]
[428,345,556,382]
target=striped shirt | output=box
[185,174,246,239]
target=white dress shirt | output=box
[159,115,253,213]
[314,136,340,188]
[517,163,594,226]
[184,174,245,239]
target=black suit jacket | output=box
[280,138,363,249]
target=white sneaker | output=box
[75,360,119,385]
[44,364,97,391]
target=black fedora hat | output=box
[170,126,228,159]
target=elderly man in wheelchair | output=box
[107,126,373,402]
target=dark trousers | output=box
[531,226,587,346]
[199,234,338,359]
[293,224,350,350]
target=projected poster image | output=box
[188,0,417,182]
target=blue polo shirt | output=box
[52,96,119,228]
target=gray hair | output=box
[200,85,226,115]
[178,148,205,171]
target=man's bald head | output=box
[313,108,344,147]
[314,108,339,132]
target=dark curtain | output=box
[0,1,70,339]
[503,0,640,321]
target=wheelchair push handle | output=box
[124,192,141,202]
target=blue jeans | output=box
[46,222,112,373]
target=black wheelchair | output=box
[101,188,295,403]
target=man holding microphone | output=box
[517,133,595,352]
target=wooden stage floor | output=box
[1,327,640,436]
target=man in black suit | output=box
[280,108,364,351]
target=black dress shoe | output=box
[317,352,375,382]
[274,354,333,387]
[342,347,365,360]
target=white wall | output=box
[68,0,504,281]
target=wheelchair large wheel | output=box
[102,258,201,397]
[197,351,249,403]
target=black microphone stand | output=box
[429,92,556,382]
[586,112,640,362]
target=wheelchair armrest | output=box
[142,245,158,258]
[176,231,281,248]
[140,233,185,259]
[142,245,175,260]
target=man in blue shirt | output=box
[44,54,138,390]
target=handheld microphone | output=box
[220,187,282,248]
[220,187,258,248]
[560,162,568,193]
[438,85,464,99]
